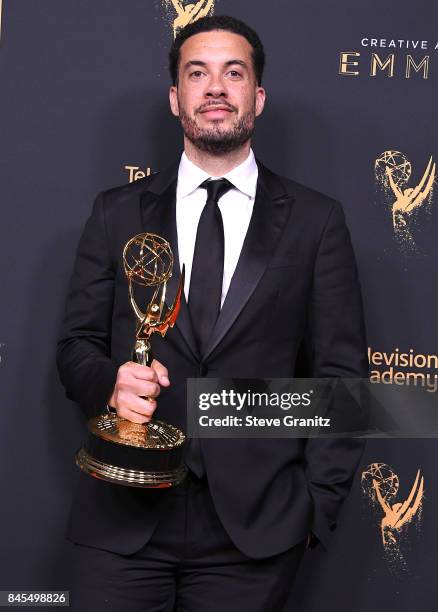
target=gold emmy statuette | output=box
[76,233,187,488]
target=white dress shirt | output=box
[176,149,258,307]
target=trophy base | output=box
[76,447,187,489]
[76,415,187,489]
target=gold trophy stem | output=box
[134,338,153,367]
[133,337,154,406]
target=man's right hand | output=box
[107,359,170,424]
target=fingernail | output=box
[162,376,170,385]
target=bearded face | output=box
[169,30,265,154]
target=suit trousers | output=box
[66,471,307,612]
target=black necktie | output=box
[185,178,233,479]
[188,178,233,355]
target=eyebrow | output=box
[184,59,248,70]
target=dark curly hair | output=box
[169,15,265,86]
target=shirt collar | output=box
[177,149,258,200]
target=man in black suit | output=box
[57,15,368,612]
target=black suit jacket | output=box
[57,159,368,558]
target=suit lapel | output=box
[139,161,199,359]
[202,162,295,361]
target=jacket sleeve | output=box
[56,192,119,419]
[304,200,369,551]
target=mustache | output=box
[196,101,237,113]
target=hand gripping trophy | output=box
[76,233,187,488]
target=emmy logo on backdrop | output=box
[164,0,215,37]
[76,233,187,488]
[375,150,436,250]
[361,463,424,571]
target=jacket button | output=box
[199,363,208,377]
